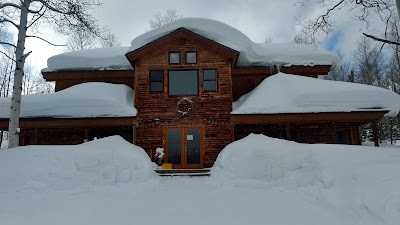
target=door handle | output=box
[185,147,188,152]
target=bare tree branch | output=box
[0,50,16,62]
[0,41,17,49]
[363,32,400,45]
[26,35,65,46]
[0,2,21,10]
[0,17,19,29]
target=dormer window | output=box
[185,51,197,64]
[169,52,180,64]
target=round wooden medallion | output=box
[177,98,193,116]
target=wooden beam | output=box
[286,123,291,141]
[42,70,134,81]
[0,117,136,130]
[231,111,388,124]
[372,120,379,147]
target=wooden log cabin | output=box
[0,18,392,169]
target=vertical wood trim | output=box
[84,128,89,142]
[349,127,354,144]
[132,124,137,145]
[372,121,379,147]
[332,122,336,144]
[286,123,291,141]
[34,128,39,144]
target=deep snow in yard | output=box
[1,135,399,225]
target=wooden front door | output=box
[166,127,203,169]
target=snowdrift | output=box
[212,134,400,224]
[0,136,156,193]
[0,82,137,118]
[232,73,400,117]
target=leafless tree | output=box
[64,29,97,52]
[149,9,183,29]
[0,0,102,148]
[292,27,318,46]
[324,50,352,81]
[297,0,400,46]
[99,30,121,47]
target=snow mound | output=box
[46,46,132,71]
[0,136,156,193]
[212,134,400,224]
[0,82,137,118]
[129,17,340,67]
[232,73,400,117]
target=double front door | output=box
[166,127,203,169]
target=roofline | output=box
[231,111,388,124]
[125,28,239,67]
[0,117,136,130]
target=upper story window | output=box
[203,69,217,92]
[169,70,198,96]
[185,51,197,64]
[169,52,180,64]
[149,70,164,93]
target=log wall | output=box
[234,122,361,145]
[134,37,234,168]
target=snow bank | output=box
[212,134,400,224]
[0,82,137,118]
[0,136,156,193]
[46,46,132,71]
[129,18,340,67]
[232,73,400,117]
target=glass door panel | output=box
[167,129,181,165]
[186,129,200,165]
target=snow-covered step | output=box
[155,169,211,177]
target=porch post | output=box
[372,121,379,147]
[132,123,137,145]
[331,122,336,144]
[34,128,39,144]
[286,123,291,141]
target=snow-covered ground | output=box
[1,135,399,225]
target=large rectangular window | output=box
[168,70,198,96]
[149,70,164,93]
[203,69,217,92]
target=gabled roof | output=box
[43,18,340,72]
[125,28,239,66]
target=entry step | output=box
[155,169,211,177]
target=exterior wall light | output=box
[154,118,161,125]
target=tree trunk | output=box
[8,0,31,148]
[397,0,400,20]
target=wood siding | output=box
[133,36,234,168]
[234,122,361,145]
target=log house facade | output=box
[0,28,386,168]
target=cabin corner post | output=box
[372,120,379,147]
[285,123,291,141]
[132,122,137,145]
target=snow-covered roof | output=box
[45,18,340,71]
[0,82,137,119]
[232,73,400,117]
[44,47,133,71]
[129,18,340,68]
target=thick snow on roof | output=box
[45,46,132,71]
[232,73,400,117]
[46,18,339,71]
[0,82,137,118]
[129,17,340,67]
